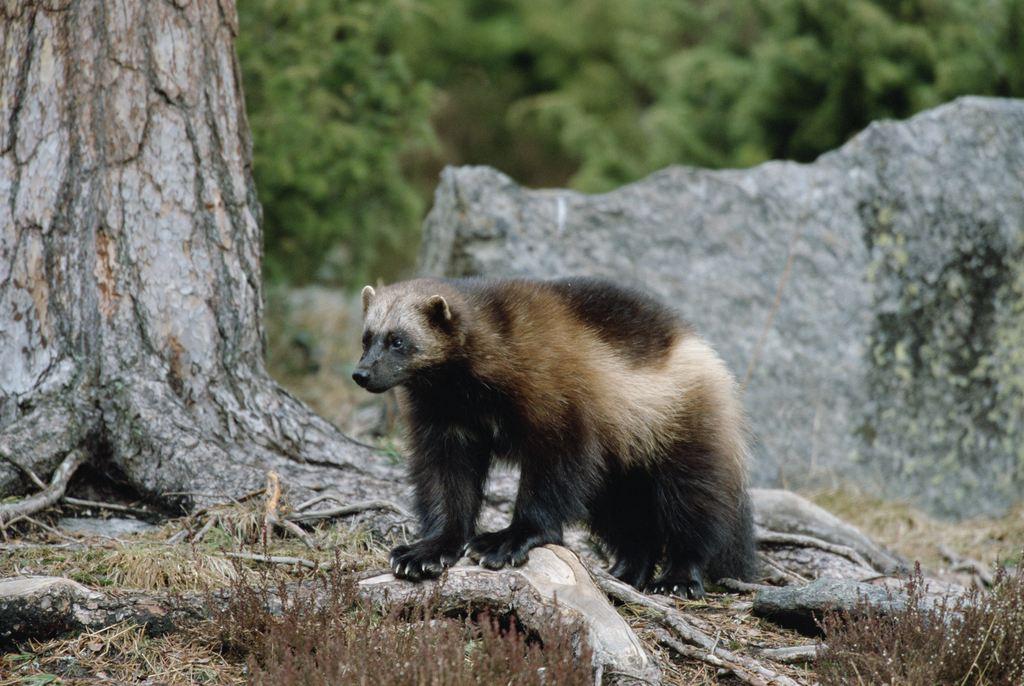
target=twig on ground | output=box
[224,551,333,570]
[757,530,873,570]
[261,471,317,550]
[717,577,776,593]
[0,450,47,490]
[591,569,801,686]
[190,517,217,545]
[275,517,319,550]
[166,526,191,545]
[295,492,338,512]
[758,553,809,584]
[61,496,153,518]
[0,451,87,527]
[287,499,412,523]
[24,515,81,543]
[939,544,995,588]
[754,644,821,664]
[654,628,762,684]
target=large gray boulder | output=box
[419,97,1024,518]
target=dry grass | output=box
[810,486,1024,570]
[1,623,244,685]
[0,540,238,592]
[0,497,393,595]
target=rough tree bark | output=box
[0,0,396,511]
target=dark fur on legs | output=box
[589,462,660,589]
[590,444,756,599]
[467,425,604,570]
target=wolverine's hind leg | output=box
[588,465,660,589]
[648,445,734,600]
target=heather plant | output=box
[819,561,1024,685]
[212,566,593,685]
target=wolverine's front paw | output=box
[389,538,462,581]
[465,526,557,570]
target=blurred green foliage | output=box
[237,0,434,286]
[237,0,1024,286]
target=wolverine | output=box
[353,276,756,598]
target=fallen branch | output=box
[654,628,744,680]
[262,471,317,550]
[224,551,331,570]
[0,576,210,646]
[591,569,800,686]
[754,644,821,664]
[752,578,909,635]
[757,529,873,570]
[190,517,217,545]
[287,499,412,523]
[23,515,80,543]
[0,451,86,527]
[1,547,658,684]
[358,546,660,684]
[61,496,153,518]
[939,544,994,588]
[718,577,775,594]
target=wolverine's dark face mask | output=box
[352,327,416,393]
[353,284,456,393]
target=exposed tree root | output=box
[0,399,87,497]
[591,569,802,686]
[0,451,86,526]
[288,497,412,522]
[756,529,874,570]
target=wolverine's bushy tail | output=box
[708,492,758,582]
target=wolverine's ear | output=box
[425,294,452,326]
[361,285,376,315]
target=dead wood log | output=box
[752,578,908,635]
[0,576,210,648]
[754,645,822,664]
[358,545,660,684]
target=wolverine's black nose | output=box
[352,370,369,388]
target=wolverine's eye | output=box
[391,336,404,350]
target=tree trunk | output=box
[0,0,396,511]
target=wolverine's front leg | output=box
[390,426,490,581]
[467,451,591,569]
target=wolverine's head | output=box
[352,280,459,393]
